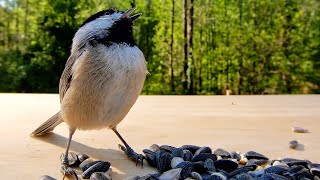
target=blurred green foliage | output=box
[0,0,319,94]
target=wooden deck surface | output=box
[0,94,319,179]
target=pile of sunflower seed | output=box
[126,144,320,180]
[40,144,320,180]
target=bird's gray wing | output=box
[59,53,78,102]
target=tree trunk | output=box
[169,0,175,93]
[146,0,152,61]
[224,0,230,92]
[252,1,258,94]
[198,18,203,93]
[24,0,29,45]
[189,0,194,94]
[283,0,297,93]
[211,0,218,93]
[143,0,152,94]
[15,8,19,50]
[6,14,10,49]
[182,0,189,93]
[238,0,243,94]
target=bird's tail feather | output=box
[31,111,63,136]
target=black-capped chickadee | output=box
[31,7,147,178]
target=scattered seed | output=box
[143,149,157,167]
[60,152,79,166]
[77,153,89,163]
[204,158,216,172]
[210,172,227,180]
[192,153,217,162]
[235,173,253,180]
[214,159,238,172]
[230,151,241,161]
[82,161,110,179]
[311,168,320,177]
[180,145,201,154]
[171,157,184,169]
[191,171,203,180]
[160,145,177,153]
[214,148,231,159]
[239,156,248,165]
[292,127,308,133]
[282,158,309,167]
[39,175,57,180]
[192,161,206,174]
[171,148,184,158]
[157,152,173,173]
[149,144,160,152]
[80,159,102,172]
[159,168,181,180]
[245,151,269,160]
[90,172,111,180]
[123,176,140,180]
[255,166,264,171]
[289,140,298,149]
[261,173,289,180]
[194,146,212,156]
[182,150,193,161]
[176,161,193,179]
[228,166,255,178]
[105,167,112,176]
[272,160,289,167]
[265,165,289,175]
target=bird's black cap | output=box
[79,9,117,28]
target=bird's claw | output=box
[60,155,78,180]
[118,144,145,167]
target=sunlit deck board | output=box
[0,94,319,179]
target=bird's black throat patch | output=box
[106,18,136,46]
[91,18,136,47]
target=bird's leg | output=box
[112,127,145,167]
[61,127,78,180]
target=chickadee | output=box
[31,7,147,178]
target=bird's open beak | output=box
[121,7,142,21]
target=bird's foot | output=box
[60,154,78,180]
[118,144,145,167]
[61,165,78,180]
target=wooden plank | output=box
[0,94,319,179]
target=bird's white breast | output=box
[61,44,147,130]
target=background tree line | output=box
[0,0,319,94]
